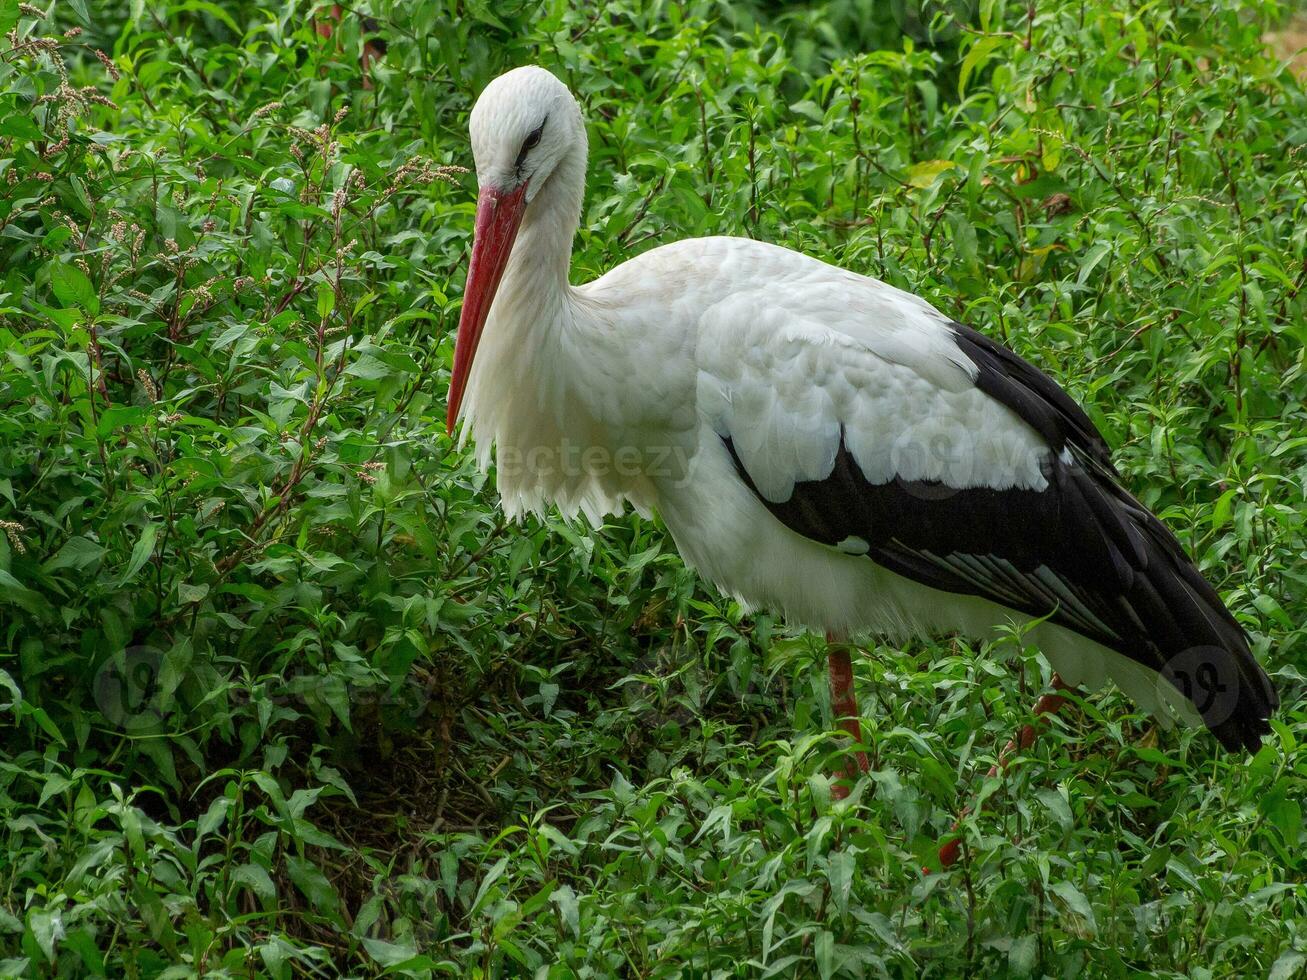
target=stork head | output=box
[448,66,584,434]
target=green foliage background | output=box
[0,0,1305,975]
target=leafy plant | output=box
[0,0,1303,976]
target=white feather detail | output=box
[647,240,1056,499]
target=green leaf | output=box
[361,937,420,968]
[826,851,854,917]
[37,772,71,807]
[1077,241,1114,285]
[0,113,41,142]
[96,405,148,437]
[959,35,1003,97]
[170,0,239,33]
[44,536,105,573]
[1270,951,1306,980]
[195,795,231,838]
[469,856,508,918]
[231,864,276,905]
[0,570,44,615]
[286,856,341,916]
[344,354,390,380]
[551,884,579,938]
[50,263,98,315]
[157,639,193,700]
[1036,786,1073,831]
[1210,487,1238,530]
[906,159,956,188]
[0,669,20,711]
[1253,592,1293,631]
[539,681,559,717]
[1008,934,1037,976]
[0,0,18,36]
[177,582,209,604]
[119,523,159,585]
[814,929,834,980]
[26,909,62,964]
[315,282,335,319]
[1050,880,1098,937]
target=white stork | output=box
[445,66,1277,825]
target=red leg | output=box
[936,674,1075,868]
[827,634,870,799]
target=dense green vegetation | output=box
[0,0,1304,975]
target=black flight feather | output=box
[721,323,1277,751]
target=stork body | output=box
[450,66,1276,769]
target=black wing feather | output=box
[723,323,1277,751]
[952,322,1116,473]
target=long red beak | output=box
[446,182,529,435]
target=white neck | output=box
[458,141,656,524]
[510,143,585,294]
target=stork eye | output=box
[514,118,547,169]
